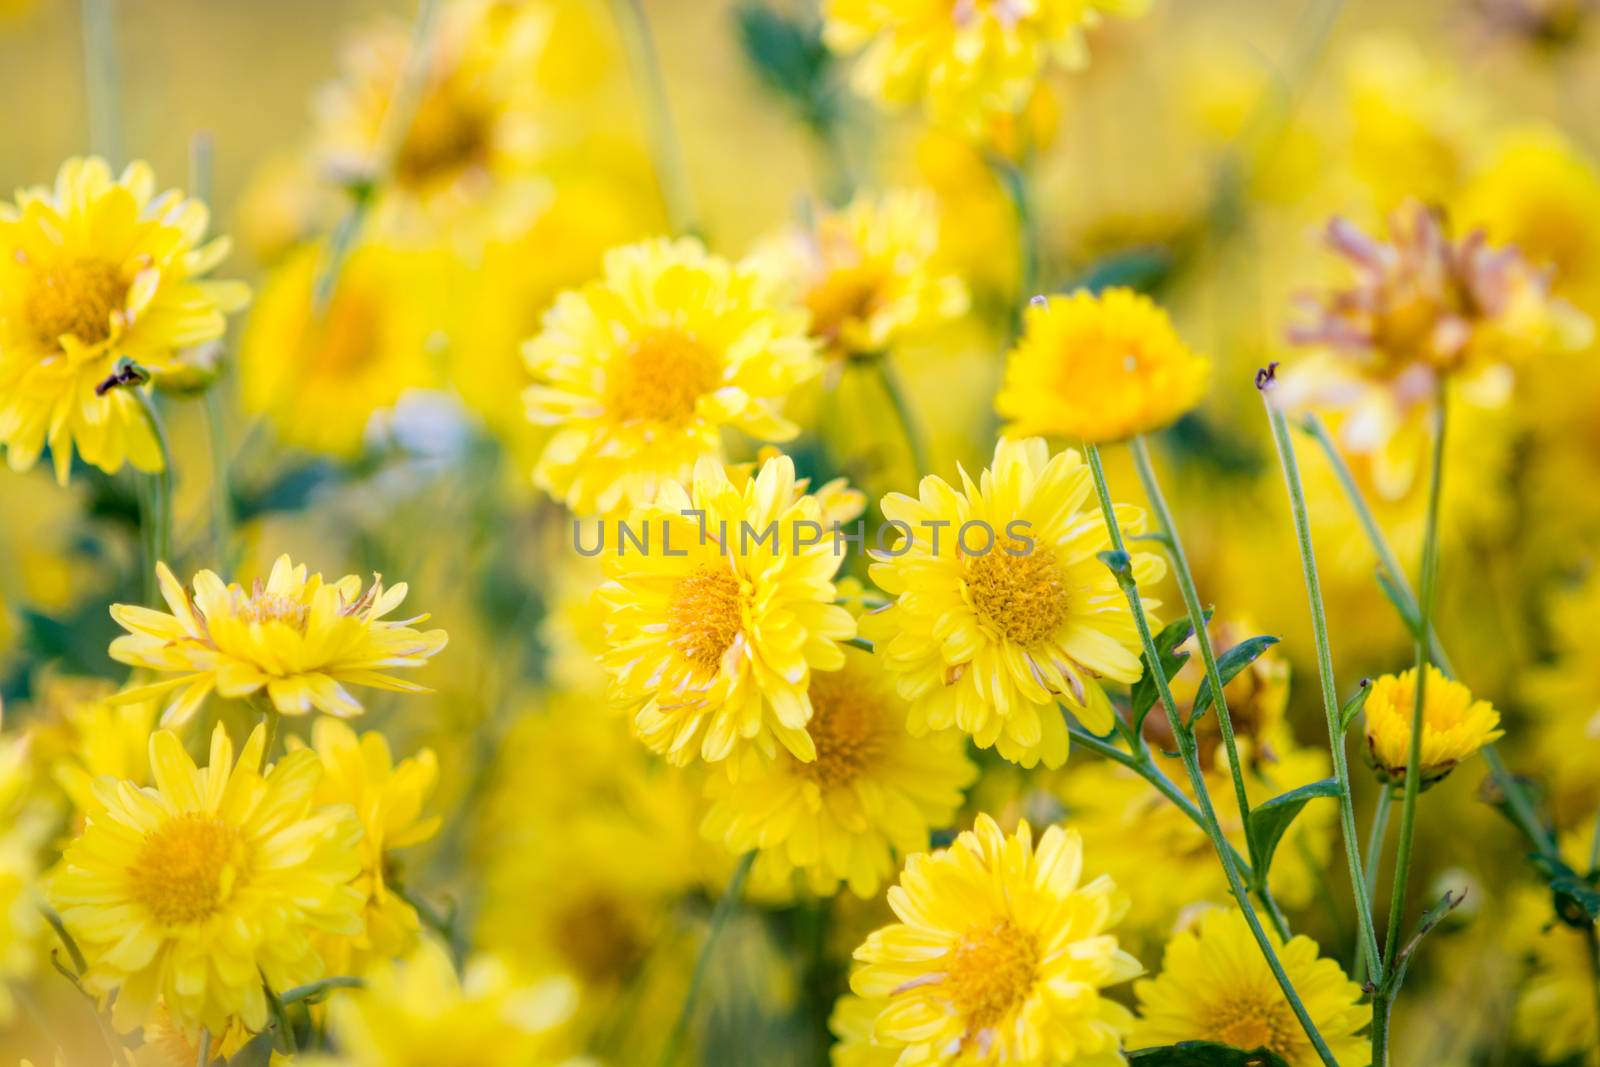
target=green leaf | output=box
[1130,612,1207,732]
[734,2,835,126]
[1065,246,1174,296]
[1245,778,1340,881]
[1129,1042,1290,1067]
[1550,874,1600,929]
[228,1030,276,1067]
[1388,887,1469,992]
[1189,635,1278,726]
[1339,680,1372,735]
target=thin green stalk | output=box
[196,1028,211,1067]
[80,0,122,164]
[1303,412,1558,859]
[259,707,281,773]
[1374,389,1447,1059]
[1589,802,1600,875]
[263,975,296,1054]
[133,388,174,605]
[1260,379,1385,980]
[875,358,930,478]
[658,850,755,1067]
[280,976,365,1005]
[1084,442,1336,1067]
[988,153,1039,333]
[611,0,700,237]
[1130,435,1258,868]
[1357,787,1392,984]
[1586,926,1600,1058]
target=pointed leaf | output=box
[1130,612,1207,732]
[1246,778,1340,879]
[1129,1042,1290,1067]
[1189,635,1279,726]
[1339,680,1372,735]
[228,1030,276,1067]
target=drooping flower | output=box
[108,556,448,727]
[996,287,1211,443]
[0,157,249,482]
[1130,907,1371,1067]
[848,814,1140,1065]
[523,237,821,515]
[1362,665,1503,787]
[47,723,364,1034]
[865,437,1165,769]
[599,453,855,765]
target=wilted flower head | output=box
[1363,664,1504,787]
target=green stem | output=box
[258,706,280,773]
[263,975,297,1054]
[279,976,365,1005]
[1357,787,1392,984]
[988,152,1039,333]
[1302,412,1558,860]
[875,358,930,478]
[79,0,122,164]
[41,904,88,976]
[658,851,755,1067]
[1259,383,1385,980]
[612,0,700,237]
[1084,442,1335,1067]
[197,1028,211,1067]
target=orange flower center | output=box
[552,895,649,985]
[805,262,885,356]
[964,545,1069,646]
[667,565,744,672]
[130,813,247,926]
[948,919,1039,1035]
[25,257,128,350]
[395,82,491,188]
[1207,994,1299,1059]
[606,328,721,425]
[795,668,889,788]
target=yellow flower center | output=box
[552,895,648,985]
[1208,994,1299,1058]
[805,263,884,355]
[796,668,888,788]
[948,919,1039,1034]
[25,257,128,350]
[965,546,1069,646]
[310,288,383,377]
[667,565,744,671]
[395,83,490,187]
[130,813,247,926]
[606,328,722,425]
[236,590,312,632]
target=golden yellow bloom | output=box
[997,287,1210,443]
[303,718,440,968]
[1130,907,1370,1067]
[524,237,821,515]
[829,993,899,1067]
[109,555,447,728]
[325,939,578,1067]
[47,723,364,1034]
[20,673,155,818]
[1362,665,1503,786]
[823,0,1148,127]
[866,437,1164,769]
[238,243,443,458]
[849,814,1139,1065]
[1509,823,1600,1066]
[600,454,855,765]
[0,157,248,482]
[702,642,976,898]
[763,188,968,363]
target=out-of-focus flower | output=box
[702,640,976,898]
[866,437,1164,769]
[523,238,820,516]
[1475,0,1598,48]
[1363,665,1503,787]
[761,188,967,365]
[1507,823,1600,1066]
[1527,571,1600,827]
[21,673,155,818]
[847,814,1139,1065]
[822,0,1147,128]
[0,730,46,1025]
[109,556,447,727]
[1130,907,1371,1067]
[303,719,440,968]
[325,938,579,1067]
[1142,619,1290,768]
[48,724,364,1034]
[599,454,855,765]
[0,157,249,482]
[996,287,1210,443]
[828,992,898,1067]
[239,242,443,458]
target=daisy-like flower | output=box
[996,287,1211,443]
[302,719,440,969]
[600,453,856,765]
[1130,908,1371,1067]
[865,437,1165,769]
[822,0,1148,128]
[762,188,968,365]
[0,157,249,483]
[1362,665,1503,787]
[524,237,821,516]
[848,814,1140,1065]
[108,555,448,728]
[47,723,364,1034]
[701,641,977,898]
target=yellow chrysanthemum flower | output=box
[20,673,155,819]
[524,237,821,516]
[238,243,443,458]
[848,814,1140,1065]
[302,719,440,968]
[0,733,47,1025]
[1508,822,1600,1066]
[1362,665,1503,786]
[0,157,249,482]
[829,993,898,1067]
[108,555,448,728]
[763,188,969,363]
[996,287,1211,443]
[600,453,855,765]
[325,939,578,1067]
[702,642,977,898]
[1130,908,1371,1067]
[865,437,1164,769]
[823,0,1148,127]
[47,723,364,1034]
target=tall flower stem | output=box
[1356,786,1392,983]
[658,850,755,1067]
[1372,388,1448,1061]
[1258,373,1385,981]
[79,0,122,164]
[1302,413,1558,860]
[133,388,174,606]
[611,0,700,237]
[988,153,1039,336]
[875,358,930,478]
[1084,442,1336,1067]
